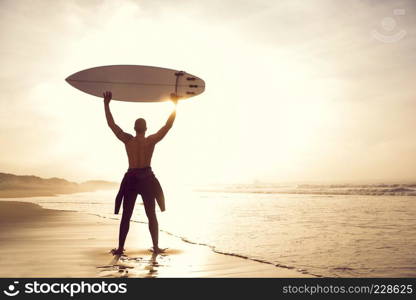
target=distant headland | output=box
[0,172,118,198]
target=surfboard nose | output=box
[65,73,77,85]
[65,75,77,89]
[65,74,73,82]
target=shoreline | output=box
[0,189,114,199]
[0,200,314,278]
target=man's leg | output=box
[115,191,137,254]
[142,193,160,251]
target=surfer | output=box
[103,91,178,255]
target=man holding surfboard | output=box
[103,90,178,255]
[65,65,205,255]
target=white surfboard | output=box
[65,65,205,102]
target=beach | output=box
[1,186,415,278]
[0,201,312,278]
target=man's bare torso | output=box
[124,135,157,168]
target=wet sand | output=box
[0,201,313,278]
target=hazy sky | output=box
[1,0,415,184]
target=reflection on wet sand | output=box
[97,250,177,278]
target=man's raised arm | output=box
[103,91,131,143]
[148,94,178,144]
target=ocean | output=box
[7,182,416,277]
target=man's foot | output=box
[149,247,167,254]
[110,248,125,256]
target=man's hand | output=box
[103,91,112,105]
[170,93,179,105]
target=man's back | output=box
[124,135,156,168]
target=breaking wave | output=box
[199,183,416,196]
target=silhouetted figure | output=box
[103,91,177,255]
